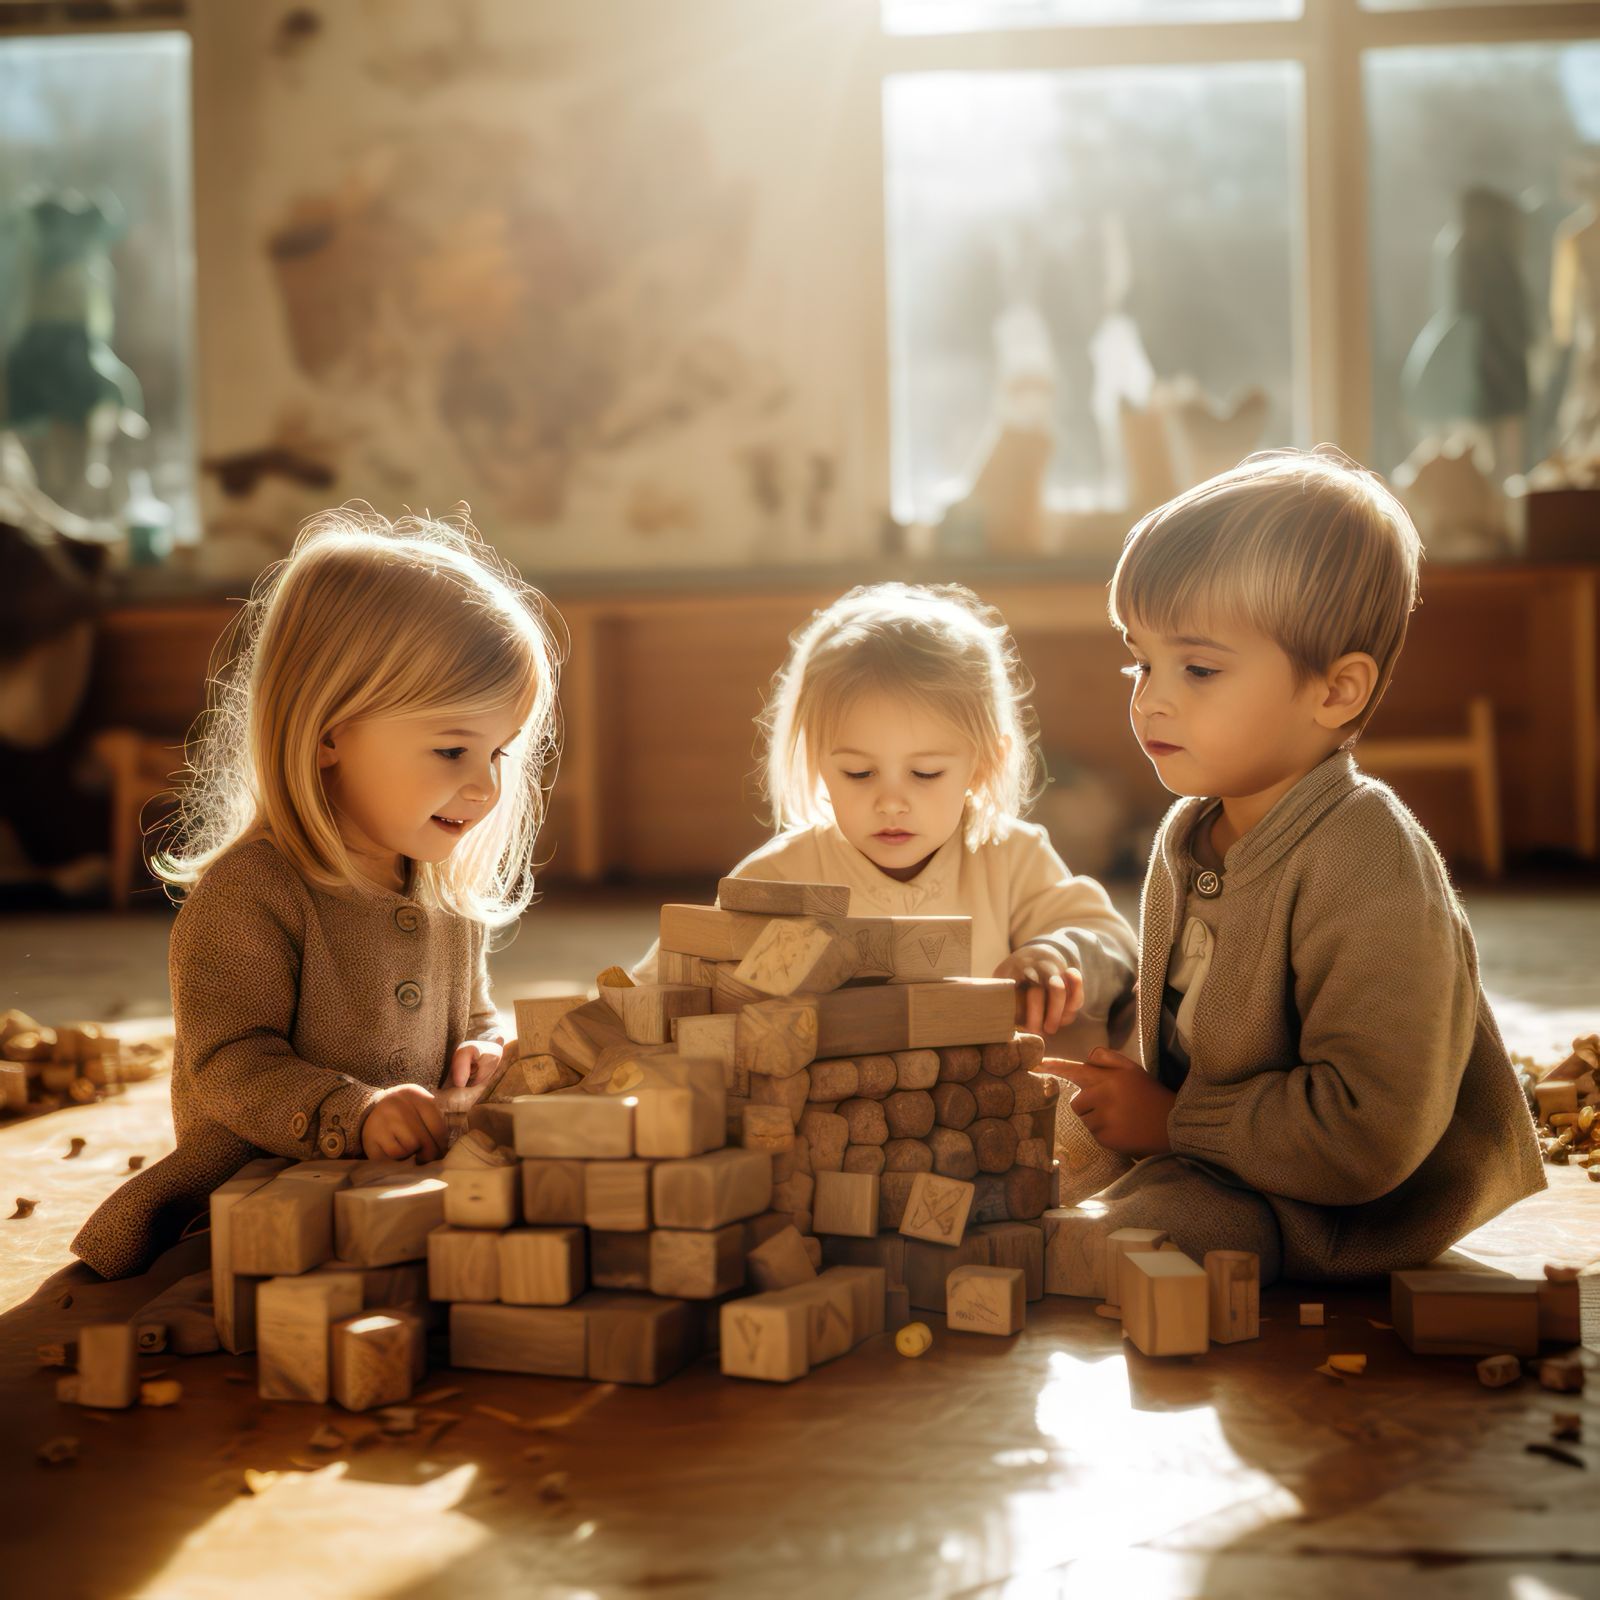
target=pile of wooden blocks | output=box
[0,1008,161,1115]
[1392,1264,1585,1370]
[1526,1033,1599,1178]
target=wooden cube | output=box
[602,982,711,1045]
[748,1225,818,1291]
[449,1302,587,1377]
[673,1012,745,1095]
[1299,1303,1325,1327]
[590,1230,653,1291]
[1534,1079,1579,1120]
[331,1311,421,1411]
[632,1058,726,1159]
[1205,1250,1260,1344]
[820,1263,886,1341]
[947,1264,1026,1336]
[1391,1271,1541,1357]
[520,1158,587,1225]
[1103,1228,1168,1308]
[257,1274,363,1402]
[813,1170,880,1238]
[512,993,589,1058]
[735,917,859,996]
[717,877,850,917]
[649,1224,746,1299]
[443,1165,519,1230]
[973,1221,1044,1301]
[311,1258,429,1313]
[584,1160,654,1232]
[1477,1352,1523,1387]
[584,1292,701,1384]
[652,1147,773,1229]
[334,1178,447,1267]
[499,1227,586,1306]
[210,1158,293,1354]
[812,979,1014,1058]
[427,1225,501,1302]
[768,1275,856,1365]
[720,1292,811,1383]
[232,1177,341,1276]
[76,1323,139,1409]
[886,918,973,983]
[513,1090,634,1159]
[904,1232,992,1313]
[740,1104,794,1153]
[737,998,820,1081]
[899,1173,976,1246]
[1120,1252,1208,1356]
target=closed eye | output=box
[1186,666,1220,681]
[912,770,944,781]
[435,747,468,760]
[843,769,873,781]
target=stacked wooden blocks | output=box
[0,1007,162,1115]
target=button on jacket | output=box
[72,835,497,1278]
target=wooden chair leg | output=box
[1468,697,1503,879]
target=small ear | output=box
[1314,651,1379,732]
[317,729,338,770]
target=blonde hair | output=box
[155,506,563,926]
[759,583,1042,849]
[1109,447,1422,733]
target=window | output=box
[884,0,1299,33]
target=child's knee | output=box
[1095,1158,1282,1284]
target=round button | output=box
[396,981,423,1008]
[394,904,421,933]
[1194,869,1222,899]
[289,1110,308,1139]
[319,1129,346,1158]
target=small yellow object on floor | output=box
[895,1322,932,1358]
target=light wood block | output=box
[899,1173,976,1246]
[584,1160,655,1232]
[493,1056,581,1101]
[590,1230,653,1291]
[631,1058,726,1159]
[232,1175,342,1276]
[768,1274,856,1365]
[258,1273,363,1402]
[442,1130,518,1171]
[499,1227,586,1305]
[427,1225,501,1302]
[673,1011,745,1095]
[333,1178,447,1267]
[443,1165,519,1230]
[331,1312,420,1411]
[797,1108,848,1171]
[737,998,819,1080]
[904,1232,992,1312]
[747,1225,818,1291]
[1104,1228,1168,1308]
[821,1231,906,1287]
[750,1067,811,1123]
[720,1291,811,1382]
[603,982,712,1045]
[76,1323,138,1409]
[584,1292,701,1384]
[973,1221,1044,1301]
[821,1264,887,1340]
[1042,1205,1108,1299]
[1391,1271,1542,1357]
[947,1264,1026,1336]
[513,994,589,1058]
[520,1158,587,1225]
[1535,1079,1579,1119]
[547,996,632,1074]
[718,877,851,917]
[649,1223,746,1299]
[887,918,973,982]
[312,1258,428,1314]
[813,1170,880,1237]
[660,904,775,961]
[660,949,720,987]
[1205,1250,1260,1344]
[735,917,859,996]
[210,1157,293,1354]
[513,1090,634,1159]
[449,1302,587,1377]
[1121,1251,1209,1357]
[740,1104,795,1152]
[652,1147,774,1229]
[1053,1088,1135,1205]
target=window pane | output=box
[1366,42,1600,488]
[1363,1,1591,10]
[885,0,1299,31]
[0,34,197,545]
[884,65,1303,530]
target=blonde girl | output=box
[73,508,561,1279]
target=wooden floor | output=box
[2,888,1597,1598]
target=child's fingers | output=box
[1088,1046,1141,1071]
[449,1044,477,1089]
[1035,1057,1102,1089]
[1042,972,1067,1034]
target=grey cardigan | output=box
[72,835,496,1278]
[1138,751,1544,1281]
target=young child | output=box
[639,582,1137,1046]
[1049,448,1543,1283]
[72,509,561,1279]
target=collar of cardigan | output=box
[818,819,967,913]
[1158,748,1360,892]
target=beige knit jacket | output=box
[1141,750,1545,1280]
[72,836,496,1279]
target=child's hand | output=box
[361,1084,449,1162]
[1037,1048,1175,1157]
[993,944,1083,1035]
[447,1033,506,1090]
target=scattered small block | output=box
[498,1227,586,1306]
[1539,1353,1585,1394]
[1299,1303,1325,1328]
[331,1312,421,1412]
[75,1323,139,1409]
[1103,1229,1167,1309]
[813,1170,880,1238]
[946,1264,1026,1336]
[427,1226,501,1303]
[1205,1250,1260,1344]
[649,1224,745,1299]
[1391,1271,1541,1357]
[898,1173,976,1246]
[1476,1353,1522,1388]
[1120,1252,1208,1357]
[257,1274,363,1402]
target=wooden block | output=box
[649,1223,746,1299]
[660,949,720,986]
[258,1274,363,1402]
[76,1323,139,1409]
[584,1292,701,1384]
[520,1158,587,1225]
[584,1160,654,1232]
[974,1220,1045,1301]
[427,1225,501,1302]
[499,1227,586,1305]
[548,998,630,1073]
[970,1116,1019,1174]
[885,1284,911,1331]
[1205,1250,1260,1344]
[312,1258,429,1314]
[797,1107,849,1171]
[443,1165,519,1229]
[652,1147,773,1229]
[813,980,1015,1058]
[660,904,774,961]
[904,1232,991,1312]
[751,1067,810,1122]
[1477,1352,1522,1388]
[971,1072,1016,1121]
[1055,1090,1134,1204]
[720,1292,811,1382]
[711,962,769,1013]
[878,1171,918,1229]
[513,1090,634,1159]
[821,1231,906,1286]
[899,1172,976,1246]
[743,1211,793,1249]
[813,1170,881,1237]
[1299,1303,1325,1326]
[887,917,972,982]
[735,917,859,996]
[1104,1228,1168,1308]
[822,1263,887,1340]
[1121,1252,1209,1357]
[843,1145,886,1177]
[210,1157,293,1354]
[884,1137,934,1173]
[443,1130,517,1171]
[1538,1278,1580,1344]
[673,1012,745,1095]
[512,994,589,1058]
[947,1264,1026,1336]
[772,1171,815,1216]
[331,1312,420,1411]
[772,1133,812,1183]
[838,1098,889,1146]
[0,1060,26,1109]
[449,1302,587,1378]
[232,1176,342,1276]
[602,982,711,1045]
[493,1055,581,1100]
[925,1127,978,1180]
[718,877,851,917]
[769,1275,856,1364]
[740,1104,794,1152]
[334,1178,447,1267]
[1391,1271,1542,1357]
[1539,1352,1585,1393]
[631,1058,726,1159]
[747,1225,818,1291]
[1535,1080,1580,1120]
[737,998,819,1080]
[590,1230,653,1291]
